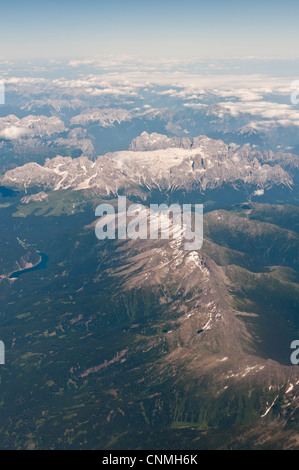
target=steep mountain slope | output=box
[0,192,298,449]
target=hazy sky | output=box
[1,0,299,60]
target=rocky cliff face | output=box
[0,114,66,139]
[1,134,295,196]
[129,131,191,151]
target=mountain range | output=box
[2,133,297,199]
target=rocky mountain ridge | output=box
[1,134,295,196]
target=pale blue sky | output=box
[1,0,299,59]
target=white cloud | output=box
[0,126,30,140]
[217,100,299,126]
[3,77,47,85]
[253,189,265,196]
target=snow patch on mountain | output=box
[0,115,66,139]
[1,135,293,196]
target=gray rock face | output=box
[70,108,132,127]
[0,115,65,139]
[54,128,95,158]
[129,131,191,151]
[21,191,48,204]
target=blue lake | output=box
[0,186,18,198]
[9,253,48,279]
